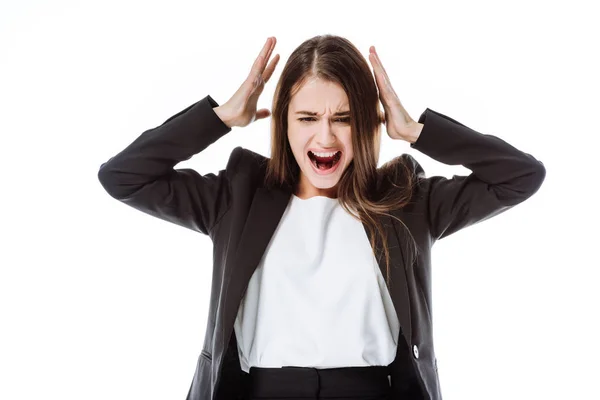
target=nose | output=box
[315,119,338,147]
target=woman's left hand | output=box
[368,46,423,143]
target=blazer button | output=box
[413,345,420,359]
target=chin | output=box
[304,162,345,188]
[311,180,339,189]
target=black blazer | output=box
[97,95,546,400]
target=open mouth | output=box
[307,150,342,171]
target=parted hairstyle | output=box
[264,34,419,286]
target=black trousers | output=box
[245,364,392,400]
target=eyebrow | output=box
[295,110,350,116]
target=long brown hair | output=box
[264,34,419,286]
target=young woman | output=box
[98,35,545,400]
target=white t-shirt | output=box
[234,194,401,373]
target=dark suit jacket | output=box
[97,95,545,400]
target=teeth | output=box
[309,150,340,158]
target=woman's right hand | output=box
[214,37,280,128]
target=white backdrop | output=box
[1,0,598,399]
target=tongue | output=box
[311,152,339,170]
[316,157,336,170]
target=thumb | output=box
[255,108,271,120]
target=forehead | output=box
[290,77,349,111]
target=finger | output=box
[255,108,271,120]
[263,37,276,69]
[370,46,392,87]
[369,51,388,102]
[368,49,384,88]
[369,47,400,106]
[263,53,280,83]
[369,48,394,100]
[251,37,276,77]
[251,37,271,71]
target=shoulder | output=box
[378,153,426,187]
[396,153,426,178]
[373,153,433,215]
[228,146,268,170]
[225,146,269,185]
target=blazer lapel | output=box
[365,214,412,346]
[219,186,292,351]
[219,186,412,355]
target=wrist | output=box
[213,106,236,128]
[403,122,423,143]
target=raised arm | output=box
[407,108,545,241]
[367,45,545,241]
[98,37,280,237]
[97,95,237,236]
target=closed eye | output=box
[298,117,351,123]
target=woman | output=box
[98,35,545,400]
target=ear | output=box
[377,108,385,125]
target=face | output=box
[287,77,354,199]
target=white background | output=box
[1,0,598,399]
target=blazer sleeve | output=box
[97,94,238,237]
[407,108,546,241]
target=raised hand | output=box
[368,46,422,142]
[215,37,280,128]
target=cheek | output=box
[287,136,306,165]
[343,137,354,161]
[288,130,307,153]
